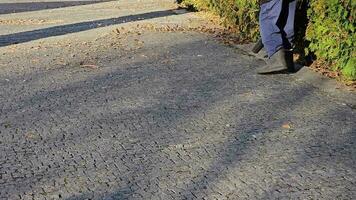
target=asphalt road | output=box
[0,0,355,199]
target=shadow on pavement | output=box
[1,32,354,199]
[0,1,114,15]
[0,9,181,47]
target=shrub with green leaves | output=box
[306,0,355,80]
[182,0,356,80]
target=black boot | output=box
[257,48,295,74]
[252,38,264,54]
[252,39,268,59]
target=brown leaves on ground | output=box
[111,22,244,47]
[0,19,63,25]
[310,60,356,89]
[79,59,100,69]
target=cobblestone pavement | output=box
[0,0,355,200]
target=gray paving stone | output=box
[0,0,355,200]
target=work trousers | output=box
[259,0,296,58]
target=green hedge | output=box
[182,0,260,40]
[306,0,355,79]
[182,0,356,80]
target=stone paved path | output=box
[0,0,355,199]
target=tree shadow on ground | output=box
[1,38,242,198]
[0,1,114,15]
[0,31,354,199]
[63,48,354,199]
[63,67,355,199]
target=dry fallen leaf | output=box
[25,132,36,139]
[81,64,99,69]
[31,59,40,63]
[282,123,292,129]
[114,29,120,34]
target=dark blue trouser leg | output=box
[259,0,296,58]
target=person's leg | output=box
[259,0,284,58]
[286,0,297,47]
[257,0,295,74]
[277,0,297,49]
